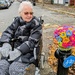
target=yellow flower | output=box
[60,32,66,38]
[62,37,70,43]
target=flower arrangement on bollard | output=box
[54,25,75,75]
[54,25,75,49]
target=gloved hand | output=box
[8,48,21,61]
[0,43,12,57]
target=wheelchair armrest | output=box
[33,47,37,60]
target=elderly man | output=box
[0,1,42,75]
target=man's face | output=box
[20,5,33,22]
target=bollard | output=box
[55,49,71,75]
[53,25,75,75]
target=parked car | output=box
[6,0,11,7]
[0,0,9,9]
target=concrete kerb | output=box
[44,6,75,17]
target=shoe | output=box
[24,64,35,75]
[35,67,40,75]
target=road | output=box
[0,1,19,32]
[0,1,75,75]
[0,1,75,33]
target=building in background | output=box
[37,0,75,6]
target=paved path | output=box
[37,3,75,17]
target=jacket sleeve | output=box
[17,18,42,54]
[0,17,19,43]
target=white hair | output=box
[18,1,33,13]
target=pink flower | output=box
[62,42,69,48]
[70,35,75,42]
[72,30,75,36]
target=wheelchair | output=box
[0,16,45,72]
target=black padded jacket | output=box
[0,16,42,55]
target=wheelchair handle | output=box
[10,38,20,42]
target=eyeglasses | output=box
[24,12,33,15]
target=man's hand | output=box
[0,43,12,57]
[8,48,21,61]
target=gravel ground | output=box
[39,3,75,75]
[40,25,57,75]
